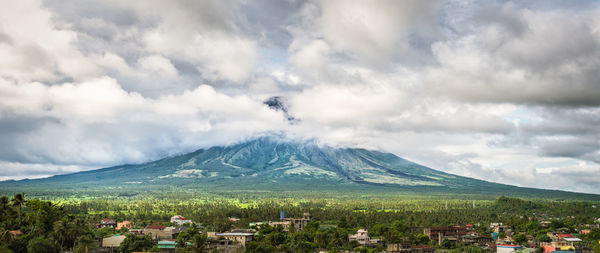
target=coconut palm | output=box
[53,219,70,249]
[10,193,26,223]
[0,196,9,218]
[74,235,97,253]
[189,234,207,253]
[11,193,27,220]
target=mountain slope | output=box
[1,137,597,199]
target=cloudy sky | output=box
[1,0,599,194]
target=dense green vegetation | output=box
[0,193,95,253]
[2,192,600,252]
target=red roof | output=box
[557,233,573,238]
[101,219,115,223]
[146,225,166,230]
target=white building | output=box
[171,215,193,226]
[496,244,523,253]
[348,229,379,246]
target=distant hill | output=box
[1,137,598,199]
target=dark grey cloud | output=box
[428,1,600,106]
[538,138,599,159]
[0,114,58,163]
[239,0,304,49]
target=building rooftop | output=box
[216,233,254,236]
[145,225,167,230]
[497,244,523,248]
[556,233,573,238]
[158,241,177,249]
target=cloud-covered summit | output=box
[1,0,599,194]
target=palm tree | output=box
[189,234,207,253]
[0,196,8,208]
[53,219,70,250]
[74,235,97,253]
[0,196,9,218]
[10,193,26,224]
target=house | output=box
[98,219,117,229]
[267,212,312,232]
[129,229,144,235]
[215,232,254,246]
[144,225,180,240]
[539,233,582,251]
[102,235,126,249]
[490,223,503,229]
[170,215,193,226]
[116,220,132,230]
[460,231,492,246]
[348,229,380,246]
[424,226,472,245]
[206,238,243,253]
[387,243,434,253]
[497,244,523,253]
[285,212,311,231]
[268,221,292,231]
[492,225,513,241]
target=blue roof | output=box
[497,245,523,248]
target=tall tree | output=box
[0,196,8,210]
[27,236,54,253]
[74,235,97,253]
[10,193,26,224]
[119,234,154,253]
[0,196,9,221]
[189,234,207,253]
[53,219,71,250]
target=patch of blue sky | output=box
[501,106,541,126]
